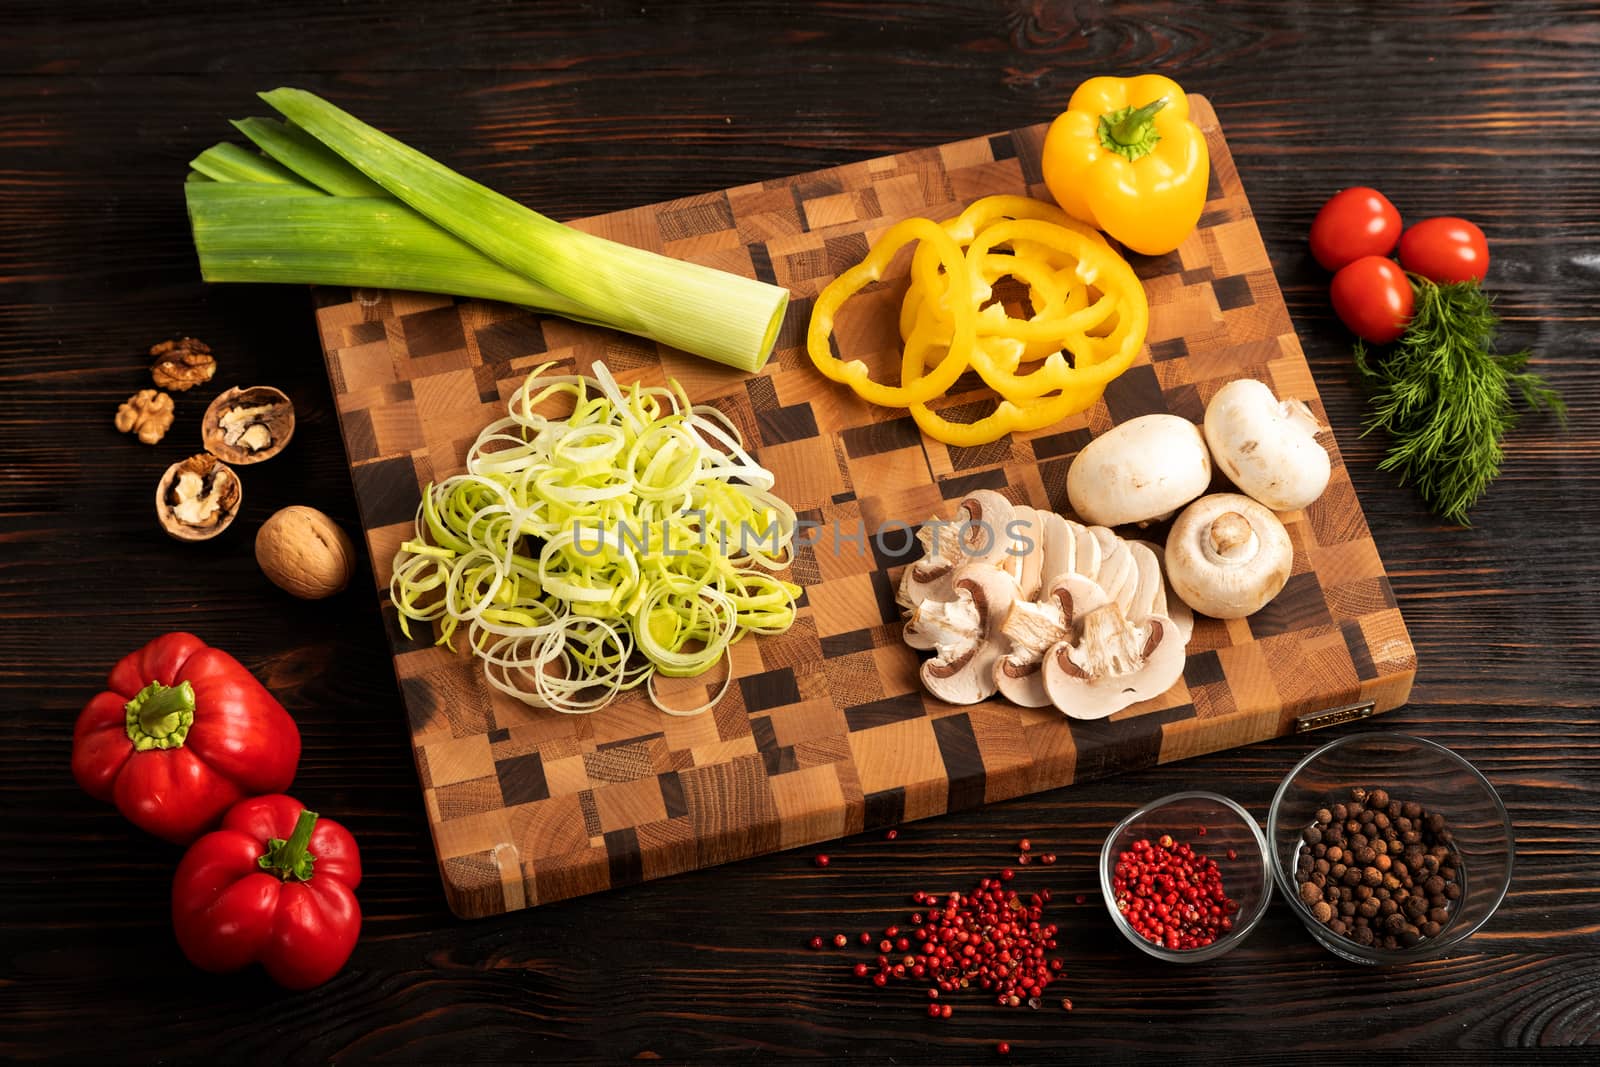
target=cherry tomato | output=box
[1398,216,1489,284]
[1330,255,1414,344]
[1309,187,1402,271]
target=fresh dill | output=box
[1352,279,1565,526]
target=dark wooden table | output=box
[5,2,1597,1060]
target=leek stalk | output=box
[184,89,791,372]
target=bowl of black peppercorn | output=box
[1268,732,1513,964]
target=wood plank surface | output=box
[2,0,1597,1058]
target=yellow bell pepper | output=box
[1041,74,1210,256]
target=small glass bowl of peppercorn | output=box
[1099,791,1272,962]
[1268,732,1514,964]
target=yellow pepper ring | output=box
[807,217,977,409]
[955,220,1148,400]
[901,332,1103,448]
[900,250,1071,343]
[903,195,1112,332]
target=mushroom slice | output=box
[1092,535,1138,617]
[995,573,1108,707]
[1204,378,1332,512]
[1133,539,1194,644]
[898,489,1017,611]
[1071,522,1102,581]
[1038,512,1076,589]
[1042,605,1187,720]
[916,566,1018,705]
[1004,506,1046,600]
[1165,493,1294,619]
[898,514,965,617]
[1124,540,1165,622]
[956,490,1018,569]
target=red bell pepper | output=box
[173,793,362,990]
[71,632,300,844]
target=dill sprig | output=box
[1352,278,1565,526]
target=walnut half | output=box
[115,389,175,445]
[156,454,242,541]
[149,337,217,392]
[202,385,295,464]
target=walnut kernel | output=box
[116,389,175,445]
[149,337,217,391]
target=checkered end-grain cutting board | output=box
[312,96,1415,918]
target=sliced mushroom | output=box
[1072,522,1102,580]
[156,453,242,541]
[898,515,966,618]
[956,490,1018,569]
[1042,606,1187,720]
[202,385,295,464]
[1123,540,1165,622]
[1204,378,1332,512]
[1004,506,1046,600]
[995,572,1108,707]
[898,489,1017,611]
[1037,512,1076,588]
[1133,538,1194,644]
[1092,534,1138,617]
[917,566,1018,705]
[1165,493,1294,619]
[1066,414,1212,527]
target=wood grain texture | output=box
[1,0,1597,1058]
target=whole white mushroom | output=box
[1203,379,1331,512]
[1164,493,1293,619]
[1066,414,1211,527]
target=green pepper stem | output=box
[1099,97,1169,162]
[257,808,320,882]
[123,680,197,751]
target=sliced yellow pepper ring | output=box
[958,220,1148,400]
[804,193,1149,446]
[902,332,1103,449]
[900,250,1071,344]
[807,216,976,409]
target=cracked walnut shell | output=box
[156,454,242,541]
[202,385,295,464]
[149,337,217,391]
[116,389,175,445]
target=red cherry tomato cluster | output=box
[1309,186,1490,344]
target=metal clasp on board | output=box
[1294,700,1377,734]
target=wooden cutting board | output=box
[312,96,1415,919]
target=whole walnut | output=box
[255,506,358,600]
[116,389,175,444]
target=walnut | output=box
[149,337,217,391]
[155,454,242,541]
[255,506,357,599]
[115,389,175,444]
[202,385,295,464]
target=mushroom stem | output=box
[1205,511,1259,564]
[1062,603,1146,680]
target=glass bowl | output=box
[1099,791,1272,962]
[1267,732,1514,964]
